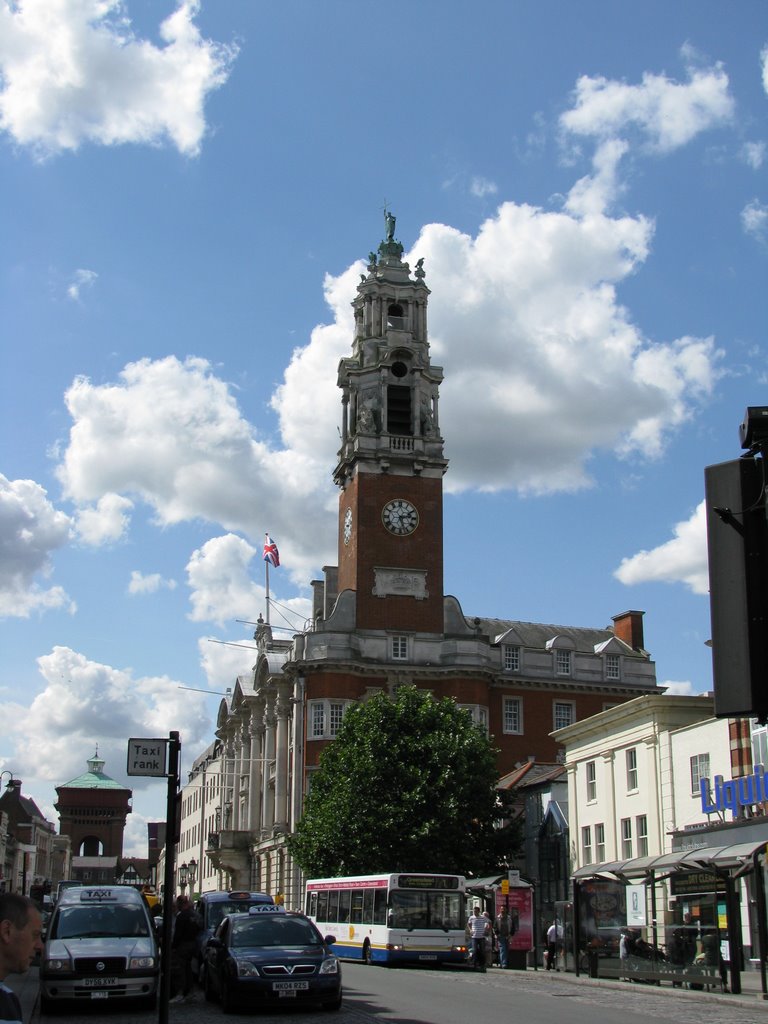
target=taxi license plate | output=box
[272,980,309,995]
[91,991,109,999]
[83,977,119,987]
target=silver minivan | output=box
[40,884,159,1011]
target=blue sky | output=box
[1,1,765,855]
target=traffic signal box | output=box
[705,456,768,720]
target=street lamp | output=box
[187,858,197,897]
[178,862,188,895]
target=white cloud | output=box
[53,196,723,583]
[0,474,75,617]
[185,533,311,633]
[186,534,265,627]
[741,141,766,169]
[470,176,498,198]
[661,680,703,696]
[762,45,768,94]
[198,634,257,694]
[74,492,133,545]
[67,268,98,302]
[128,571,177,596]
[0,644,214,850]
[0,0,238,158]
[56,355,333,582]
[614,500,708,594]
[741,199,768,243]
[560,59,734,153]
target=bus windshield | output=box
[389,890,464,931]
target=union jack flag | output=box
[263,534,280,568]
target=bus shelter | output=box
[571,840,768,996]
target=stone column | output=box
[602,750,617,858]
[231,718,244,831]
[238,718,251,831]
[341,389,349,441]
[274,688,292,829]
[223,736,235,830]
[261,694,276,833]
[248,700,265,837]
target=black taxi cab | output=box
[203,904,341,1012]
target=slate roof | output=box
[476,617,644,657]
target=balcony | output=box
[205,829,251,885]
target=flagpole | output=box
[265,533,270,626]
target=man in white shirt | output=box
[546,919,563,971]
[467,906,490,972]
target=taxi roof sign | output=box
[79,888,120,902]
[248,904,286,915]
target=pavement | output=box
[6,962,768,1021]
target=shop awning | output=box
[573,840,766,882]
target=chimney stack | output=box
[612,610,645,651]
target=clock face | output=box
[382,499,419,536]
[343,507,353,545]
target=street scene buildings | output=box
[3,219,765,996]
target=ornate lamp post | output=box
[178,862,188,895]
[187,858,197,899]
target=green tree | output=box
[288,686,521,878]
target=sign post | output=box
[127,733,180,1024]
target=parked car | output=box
[39,884,159,1012]
[194,890,273,984]
[203,904,342,1013]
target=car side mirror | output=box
[324,935,336,945]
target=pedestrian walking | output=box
[169,895,202,1003]
[467,905,491,972]
[0,894,43,1021]
[546,919,563,971]
[495,907,512,969]
[619,928,630,979]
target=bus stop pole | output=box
[158,731,180,1024]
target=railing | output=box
[390,436,415,451]
[386,316,407,330]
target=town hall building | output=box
[176,215,661,905]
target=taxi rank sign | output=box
[126,738,168,776]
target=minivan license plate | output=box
[84,977,118,987]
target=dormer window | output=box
[503,645,520,672]
[556,649,571,676]
[605,654,620,680]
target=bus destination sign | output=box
[397,875,460,889]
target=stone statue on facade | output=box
[420,394,436,437]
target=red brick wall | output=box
[338,473,444,632]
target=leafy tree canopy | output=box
[288,686,522,878]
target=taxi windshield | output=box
[52,904,149,939]
[231,915,321,948]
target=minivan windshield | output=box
[231,916,321,948]
[52,905,150,940]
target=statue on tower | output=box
[378,207,404,260]
[384,208,396,242]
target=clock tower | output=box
[334,212,447,633]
